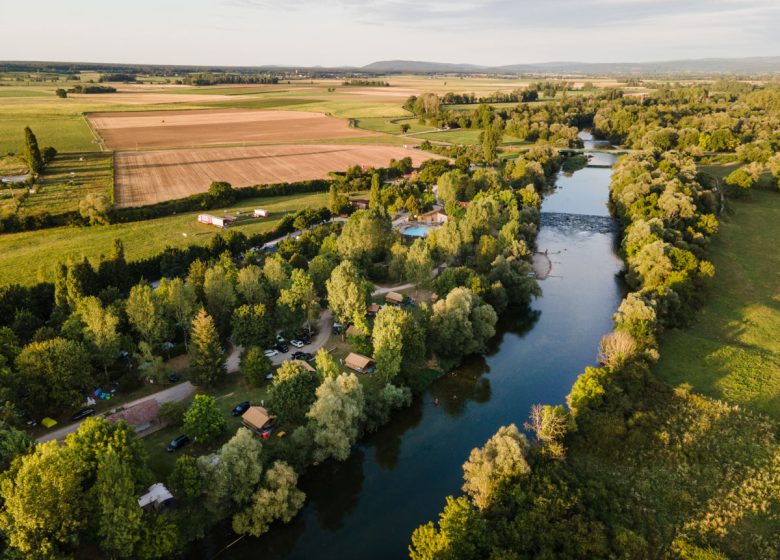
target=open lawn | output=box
[0,191,330,285]
[655,190,780,419]
[144,373,274,477]
[355,116,435,135]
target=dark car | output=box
[298,352,313,361]
[232,401,250,416]
[168,372,181,384]
[275,342,289,353]
[71,408,95,421]
[166,435,190,452]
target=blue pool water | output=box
[403,225,431,237]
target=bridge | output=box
[540,212,618,234]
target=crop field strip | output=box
[114,144,436,207]
[88,108,379,150]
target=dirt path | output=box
[36,381,196,443]
[372,282,414,296]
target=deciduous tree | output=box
[307,373,364,462]
[184,394,226,444]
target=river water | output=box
[194,135,623,560]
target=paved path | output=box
[36,381,196,443]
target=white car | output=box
[276,334,286,344]
[263,349,279,358]
[290,339,304,348]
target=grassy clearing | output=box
[0,112,96,153]
[0,191,329,286]
[20,152,113,215]
[655,190,780,419]
[355,116,434,135]
[144,373,274,477]
[416,128,485,145]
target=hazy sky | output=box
[3,0,779,66]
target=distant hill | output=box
[361,60,490,73]
[362,57,780,76]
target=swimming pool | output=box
[403,225,431,237]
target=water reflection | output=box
[304,449,365,531]
[365,398,424,471]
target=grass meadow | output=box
[655,190,780,419]
[0,191,329,285]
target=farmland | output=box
[114,144,433,207]
[89,108,378,150]
[0,190,330,285]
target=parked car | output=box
[264,349,279,358]
[332,322,343,334]
[166,435,190,452]
[71,408,95,421]
[275,342,289,353]
[232,401,250,416]
[276,334,286,344]
[290,339,304,348]
[168,372,181,384]
[298,352,314,361]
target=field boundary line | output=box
[83,112,108,152]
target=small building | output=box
[198,214,227,228]
[108,399,160,433]
[253,209,269,218]
[345,352,375,373]
[242,406,274,432]
[385,291,404,306]
[418,208,449,224]
[138,483,175,510]
[350,198,370,210]
[366,303,381,316]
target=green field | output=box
[355,116,434,135]
[19,152,113,215]
[0,191,329,285]
[656,190,780,419]
[0,112,96,153]
[144,374,273,477]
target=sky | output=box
[2,0,780,67]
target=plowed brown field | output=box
[114,144,437,207]
[89,109,376,150]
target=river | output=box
[194,134,623,560]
